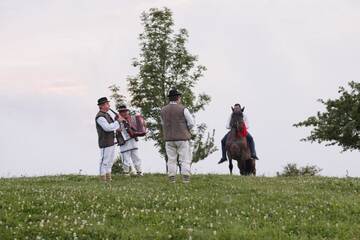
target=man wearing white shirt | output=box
[95,97,122,182]
[116,105,143,176]
[160,89,195,183]
[218,103,258,164]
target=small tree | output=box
[277,163,322,177]
[108,84,126,174]
[294,81,360,152]
[112,156,124,175]
[128,7,217,165]
[108,84,127,110]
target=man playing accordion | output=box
[116,105,146,176]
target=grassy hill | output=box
[0,174,359,239]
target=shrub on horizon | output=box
[277,163,322,177]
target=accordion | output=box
[126,114,147,138]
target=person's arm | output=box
[243,113,250,129]
[184,108,195,130]
[160,115,164,126]
[96,117,120,132]
[226,115,232,129]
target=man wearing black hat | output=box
[160,89,195,183]
[116,105,143,176]
[95,97,123,181]
[218,103,259,164]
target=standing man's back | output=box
[160,89,194,183]
[161,103,192,141]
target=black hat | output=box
[117,105,129,112]
[234,103,245,112]
[97,97,110,105]
[167,89,182,97]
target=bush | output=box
[277,163,322,177]
[112,155,125,175]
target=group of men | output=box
[95,89,258,183]
[95,98,142,181]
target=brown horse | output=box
[226,109,256,175]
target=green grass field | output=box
[0,174,359,239]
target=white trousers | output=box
[99,145,115,175]
[165,141,191,177]
[121,150,142,173]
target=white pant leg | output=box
[131,150,142,173]
[99,145,115,175]
[121,151,132,173]
[107,146,115,174]
[178,141,191,176]
[166,141,178,177]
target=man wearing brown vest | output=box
[95,97,123,182]
[160,89,195,183]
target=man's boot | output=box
[135,165,143,176]
[169,175,176,183]
[218,134,228,164]
[183,175,190,184]
[218,157,227,164]
[123,165,131,176]
[105,173,112,182]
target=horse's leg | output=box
[244,159,250,175]
[245,159,255,176]
[239,159,246,175]
[227,151,233,175]
[237,160,243,175]
[229,158,233,175]
[251,159,256,176]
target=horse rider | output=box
[95,97,124,181]
[218,103,259,164]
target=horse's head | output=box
[230,110,244,131]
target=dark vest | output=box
[95,111,115,148]
[160,104,191,141]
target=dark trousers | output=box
[221,131,257,159]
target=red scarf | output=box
[237,122,248,138]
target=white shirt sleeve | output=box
[244,113,250,129]
[184,108,195,130]
[226,114,232,129]
[96,117,120,132]
[160,116,164,126]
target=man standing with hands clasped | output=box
[95,97,123,182]
[160,89,195,183]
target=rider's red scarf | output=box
[237,122,248,138]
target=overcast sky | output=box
[1,0,359,177]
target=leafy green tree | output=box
[127,7,217,164]
[108,84,126,110]
[294,81,360,151]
